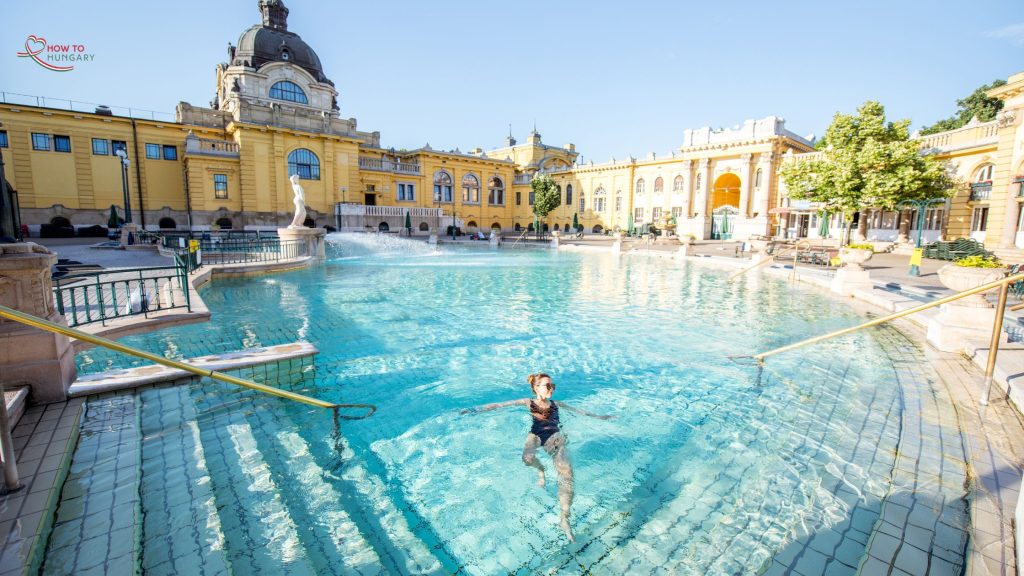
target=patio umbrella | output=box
[404,211,411,236]
[107,205,120,228]
[817,210,829,237]
[572,212,579,232]
[626,212,634,235]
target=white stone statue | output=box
[288,174,307,229]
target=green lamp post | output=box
[898,198,945,276]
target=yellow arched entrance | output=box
[711,173,741,211]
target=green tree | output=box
[531,174,561,222]
[779,101,952,242]
[920,79,1006,135]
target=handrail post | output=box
[0,382,21,494]
[981,281,1010,406]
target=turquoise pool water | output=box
[51,235,968,574]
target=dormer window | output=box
[269,80,307,104]
[281,49,290,61]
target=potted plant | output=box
[839,242,874,270]
[937,255,1006,307]
[682,233,696,245]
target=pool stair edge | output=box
[68,341,319,397]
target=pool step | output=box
[137,385,232,575]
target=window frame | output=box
[0,131,8,148]
[145,143,161,159]
[112,140,127,155]
[488,177,504,206]
[269,81,309,104]
[91,138,109,155]
[53,135,72,153]
[462,173,480,204]
[31,133,51,151]
[162,145,177,161]
[288,148,321,180]
[398,182,416,202]
[433,170,453,202]
[566,184,573,206]
[214,174,228,199]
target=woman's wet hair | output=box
[528,372,552,391]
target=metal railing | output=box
[0,304,375,417]
[0,91,174,121]
[53,263,191,327]
[190,238,308,265]
[746,271,1024,406]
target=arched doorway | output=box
[158,217,176,230]
[711,206,739,240]
[711,173,741,212]
[378,222,390,232]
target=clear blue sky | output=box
[4,0,1022,162]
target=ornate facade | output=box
[1,0,1022,254]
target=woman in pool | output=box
[463,372,614,542]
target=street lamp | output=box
[899,198,944,276]
[114,149,131,224]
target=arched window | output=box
[514,223,522,231]
[462,174,480,203]
[288,148,320,180]
[269,81,308,104]
[592,224,604,233]
[158,217,177,229]
[215,217,233,229]
[527,222,535,232]
[636,178,645,194]
[593,186,607,213]
[488,177,504,205]
[554,223,560,231]
[566,184,573,205]
[51,216,72,227]
[378,222,389,231]
[491,222,502,231]
[419,222,429,231]
[673,175,684,192]
[466,220,478,229]
[434,171,453,202]
[654,177,663,193]
[974,164,995,182]
[755,168,763,189]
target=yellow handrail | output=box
[510,227,531,248]
[0,304,375,415]
[752,271,1024,361]
[728,255,775,282]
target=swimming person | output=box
[463,372,614,542]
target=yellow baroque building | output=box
[1,0,1023,256]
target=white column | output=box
[739,154,752,217]
[695,158,710,218]
[680,160,692,216]
[754,152,774,218]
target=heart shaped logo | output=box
[25,35,46,54]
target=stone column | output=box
[695,159,710,218]
[0,243,75,403]
[738,154,752,218]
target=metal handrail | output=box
[0,304,376,418]
[728,255,776,282]
[748,271,1024,405]
[511,228,531,248]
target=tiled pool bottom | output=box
[36,327,975,575]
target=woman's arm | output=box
[461,398,529,415]
[555,401,616,420]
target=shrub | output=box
[955,255,1002,268]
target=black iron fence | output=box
[53,262,191,327]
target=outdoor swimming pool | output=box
[46,235,969,574]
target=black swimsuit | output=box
[529,400,561,445]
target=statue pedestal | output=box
[927,304,1007,354]
[830,267,872,297]
[278,227,326,261]
[612,239,622,255]
[428,234,438,245]
[488,234,500,247]
[676,244,689,260]
[119,223,138,247]
[550,231,560,249]
[0,244,75,403]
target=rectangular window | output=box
[54,135,71,153]
[0,131,7,148]
[652,207,663,221]
[146,143,160,159]
[579,198,585,213]
[971,207,988,232]
[398,183,415,201]
[528,191,535,206]
[91,138,109,155]
[594,198,606,212]
[214,174,228,199]
[32,133,51,151]
[112,140,127,155]
[634,207,644,222]
[516,192,521,206]
[162,145,177,161]
[615,196,623,213]
[566,188,572,205]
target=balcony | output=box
[969,182,992,201]
[513,173,533,185]
[1016,177,1024,197]
[358,157,421,175]
[184,134,239,157]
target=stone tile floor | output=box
[0,399,82,576]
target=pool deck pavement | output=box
[0,235,1022,575]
